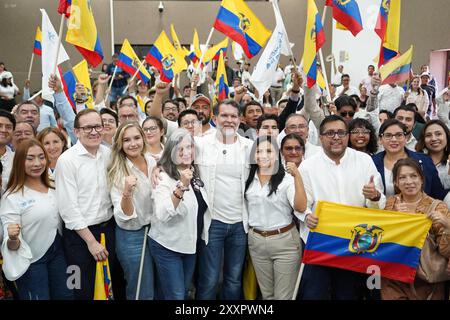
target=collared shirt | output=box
[406,134,417,151]
[246,174,300,230]
[436,161,450,189]
[150,171,208,254]
[360,75,373,92]
[377,84,405,112]
[110,153,156,231]
[334,85,360,99]
[0,187,61,277]
[37,105,57,132]
[55,141,113,230]
[0,145,14,192]
[299,148,386,242]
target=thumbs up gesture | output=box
[362,175,380,201]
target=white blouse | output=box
[150,171,208,254]
[0,187,61,280]
[246,174,300,230]
[110,153,156,231]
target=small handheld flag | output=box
[213,0,271,59]
[215,51,229,101]
[94,233,113,300]
[65,0,104,67]
[33,27,42,56]
[379,45,413,85]
[117,39,151,84]
[145,31,187,83]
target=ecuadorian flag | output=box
[326,0,363,37]
[303,201,431,283]
[215,51,229,101]
[65,0,104,67]
[117,39,151,84]
[204,38,229,64]
[61,68,76,110]
[33,27,42,56]
[302,0,325,88]
[94,233,113,300]
[375,0,390,41]
[188,29,201,65]
[145,31,187,83]
[213,0,271,59]
[380,45,413,85]
[378,0,401,67]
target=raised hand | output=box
[362,175,380,201]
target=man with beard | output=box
[298,115,385,300]
[162,99,180,122]
[190,94,216,136]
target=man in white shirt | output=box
[298,115,385,300]
[55,108,115,300]
[359,65,375,92]
[377,83,405,113]
[195,99,253,300]
[0,110,15,191]
[331,65,344,87]
[334,74,360,100]
[117,95,141,125]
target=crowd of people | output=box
[0,55,449,301]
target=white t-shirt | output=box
[384,167,395,197]
[212,141,244,224]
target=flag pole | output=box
[318,6,332,102]
[135,225,149,300]
[122,58,146,94]
[195,27,215,74]
[104,65,118,105]
[29,89,43,101]
[52,14,65,75]
[27,53,35,81]
[292,262,305,300]
[110,0,115,56]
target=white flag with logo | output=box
[250,0,292,98]
[41,9,69,101]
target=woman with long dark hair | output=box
[348,118,378,155]
[244,135,306,299]
[0,139,72,299]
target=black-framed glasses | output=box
[340,111,355,117]
[143,126,159,133]
[321,130,348,138]
[78,125,104,133]
[380,132,406,140]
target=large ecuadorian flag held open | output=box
[213,0,271,59]
[303,201,432,283]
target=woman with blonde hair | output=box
[0,139,72,299]
[107,121,156,300]
[36,127,68,182]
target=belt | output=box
[251,221,295,237]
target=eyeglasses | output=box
[286,124,308,131]
[321,130,348,138]
[380,132,406,140]
[78,125,104,133]
[283,146,303,152]
[350,129,371,135]
[143,126,159,133]
[340,111,355,117]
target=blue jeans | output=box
[150,238,196,300]
[15,234,73,300]
[115,226,154,300]
[298,264,359,300]
[196,220,247,300]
